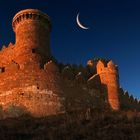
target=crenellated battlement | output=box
[12,9,51,32]
[95,60,120,110]
[96,60,118,74]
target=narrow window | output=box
[20,93,24,96]
[26,14,29,19]
[32,48,36,53]
[0,67,5,73]
[1,67,5,72]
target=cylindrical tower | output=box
[12,9,51,66]
[96,60,120,110]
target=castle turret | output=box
[96,60,120,110]
[0,9,64,117]
[12,9,51,66]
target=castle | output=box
[0,9,139,118]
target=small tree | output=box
[7,104,26,118]
[0,105,3,119]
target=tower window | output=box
[20,93,24,96]
[26,14,29,19]
[32,48,36,53]
[0,67,5,73]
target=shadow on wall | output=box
[119,88,140,111]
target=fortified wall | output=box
[0,9,64,117]
[0,9,139,118]
[89,59,120,110]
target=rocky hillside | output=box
[0,109,140,140]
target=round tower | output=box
[12,9,51,66]
[96,60,120,110]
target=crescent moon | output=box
[76,13,89,30]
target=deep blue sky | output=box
[0,0,139,99]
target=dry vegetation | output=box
[0,109,140,140]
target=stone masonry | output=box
[0,9,64,117]
[0,9,138,118]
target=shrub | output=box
[7,104,26,118]
[0,105,3,119]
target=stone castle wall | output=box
[0,9,139,118]
[0,86,62,117]
[0,58,64,117]
[0,9,64,117]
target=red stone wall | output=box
[0,60,64,117]
[0,86,63,117]
[0,9,64,117]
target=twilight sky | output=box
[0,0,140,99]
